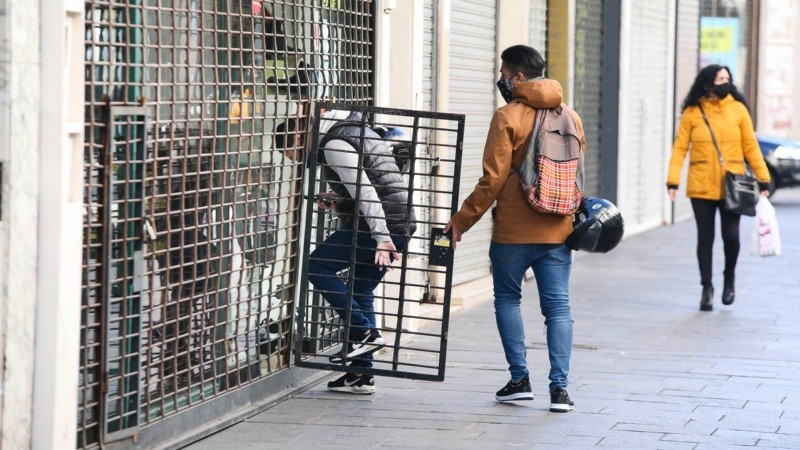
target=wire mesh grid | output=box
[81,2,146,447]
[81,0,374,447]
[574,0,603,197]
[294,102,464,381]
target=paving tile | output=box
[596,433,698,449]
[753,433,800,449]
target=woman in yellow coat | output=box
[666,64,770,312]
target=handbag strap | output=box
[697,103,727,171]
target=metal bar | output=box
[600,0,621,203]
[293,102,323,368]
[437,114,464,381]
[389,114,420,371]
[103,105,147,444]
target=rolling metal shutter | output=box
[620,2,674,227]
[673,0,700,222]
[449,0,496,285]
[423,0,435,111]
[529,0,548,58]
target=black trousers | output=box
[690,198,741,287]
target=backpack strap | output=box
[512,106,546,175]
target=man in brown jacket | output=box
[445,45,585,412]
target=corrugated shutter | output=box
[673,0,700,221]
[449,0,496,285]
[620,2,674,226]
[423,1,435,111]
[529,0,548,58]
[417,0,436,271]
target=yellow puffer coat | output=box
[667,95,770,200]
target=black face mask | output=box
[711,82,731,99]
[496,78,514,103]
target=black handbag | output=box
[723,171,758,216]
[698,105,758,217]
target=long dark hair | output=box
[681,64,749,112]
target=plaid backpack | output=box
[516,105,584,215]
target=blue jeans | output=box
[489,242,573,391]
[307,228,405,368]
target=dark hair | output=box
[681,64,749,112]
[275,117,304,150]
[500,45,545,79]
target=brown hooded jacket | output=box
[451,78,586,244]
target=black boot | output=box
[700,285,714,311]
[722,272,735,305]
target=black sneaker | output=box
[329,329,385,363]
[495,374,533,401]
[327,372,375,394]
[549,387,574,412]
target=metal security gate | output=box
[574,0,604,197]
[294,103,464,381]
[79,1,375,448]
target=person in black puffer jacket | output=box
[276,110,415,394]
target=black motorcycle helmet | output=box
[565,197,624,253]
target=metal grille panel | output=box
[295,103,464,381]
[80,1,375,447]
[574,0,603,197]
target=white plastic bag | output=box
[750,196,781,257]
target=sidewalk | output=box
[188,188,800,449]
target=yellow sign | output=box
[700,27,734,53]
[322,0,343,9]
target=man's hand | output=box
[443,220,463,250]
[667,188,677,202]
[315,191,340,210]
[374,240,400,271]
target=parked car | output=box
[757,133,800,196]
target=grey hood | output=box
[318,109,355,134]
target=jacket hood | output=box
[319,109,359,134]
[699,94,735,109]
[511,78,564,109]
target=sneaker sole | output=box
[549,403,574,412]
[346,337,385,358]
[495,392,534,402]
[328,337,386,363]
[328,386,375,395]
